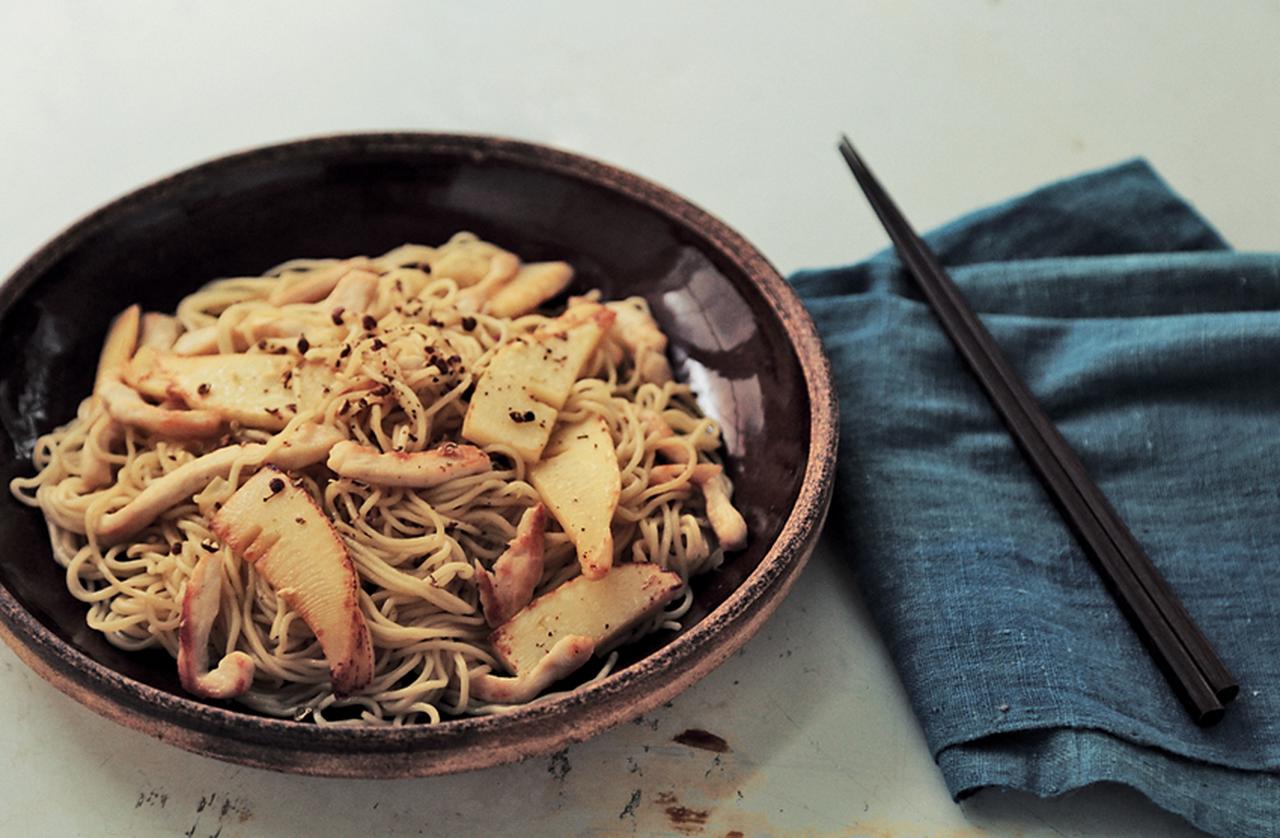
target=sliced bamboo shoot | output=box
[490,563,682,676]
[211,467,373,694]
[460,370,558,463]
[521,306,615,410]
[529,416,620,579]
[125,350,334,431]
[461,306,615,462]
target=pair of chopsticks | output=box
[837,136,1237,725]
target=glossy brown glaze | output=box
[0,133,838,777]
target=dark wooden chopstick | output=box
[837,136,1237,725]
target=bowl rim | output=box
[0,131,839,777]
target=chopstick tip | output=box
[836,134,865,176]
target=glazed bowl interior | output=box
[0,134,834,776]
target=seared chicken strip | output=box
[476,504,547,627]
[605,298,673,384]
[268,259,374,306]
[96,423,342,543]
[326,440,491,488]
[98,380,225,439]
[177,551,255,699]
[483,261,574,319]
[139,312,181,351]
[470,634,595,704]
[649,462,747,551]
[320,268,380,314]
[453,251,521,312]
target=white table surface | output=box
[2,3,1276,836]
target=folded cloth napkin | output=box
[791,160,1280,837]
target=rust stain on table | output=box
[673,728,731,753]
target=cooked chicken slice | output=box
[79,413,124,490]
[369,243,435,273]
[649,463,747,551]
[268,259,373,306]
[83,305,142,487]
[490,563,682,676]
[605,298,673,384]
[245,316,334,344]
[469,634,595,704]
[139,313,181,351]
[96,424,340,543]
[98,379,225,440]
[320,268,380,314]
[172,316,338,357]
[605,298,665,353]
[483,261,574,319]
[255,422,345,471]
[212,467,374,694]
[97,445,243,543]
[640,410,696,463]
[95,305,141,393]
[172,325,219,356]
[453,251,521,312]
[648,463,722,484]
[326,440,491,488]
[700,476,747,551]
[476,504,547,627]
[177,551,255,699]
[428,232,517,289]
[637,351,672,385]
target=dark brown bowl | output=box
[0,133,837,777]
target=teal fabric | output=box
[791,161,1280,837]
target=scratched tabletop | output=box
[0,537,1202,838]
[2,3,1276,836]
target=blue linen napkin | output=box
[791,160,1280,837]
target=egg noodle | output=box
[9,234,740,725]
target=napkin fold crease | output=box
[792,160,1280,837]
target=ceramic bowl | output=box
[0,133,837,777]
